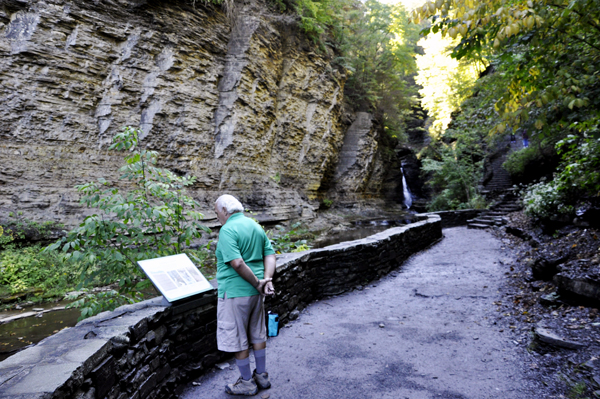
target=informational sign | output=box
[137,254,213,303]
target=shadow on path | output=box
[182,227,543,399]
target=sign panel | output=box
[137,254,213,303]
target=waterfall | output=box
[401,166,412,209]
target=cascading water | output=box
[401,166,413,209]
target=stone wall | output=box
[0,214,441,399]
[431,209,483,228]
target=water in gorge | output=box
[401,165,413,209]
[313,218,415,249]
[0,302,81,362]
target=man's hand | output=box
[263,281,275,296]
[256,278,272,295]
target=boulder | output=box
[534,324,586,350]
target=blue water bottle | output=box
[268,313,279,337]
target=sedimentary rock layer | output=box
[0,0,400,227]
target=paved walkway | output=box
[182,227,541,399]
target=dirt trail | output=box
[181,227,545,399]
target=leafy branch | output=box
[46,127,210,319]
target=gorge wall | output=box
[0,0,407,228]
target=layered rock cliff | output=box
[0,0,407,227]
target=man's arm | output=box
[229,258,271,293]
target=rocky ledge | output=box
[491,211,600,398]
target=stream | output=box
[312,218,415,248]
[0,301,80,362]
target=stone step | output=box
[474,216,499,222]
[469,219,495,225]
[486,185,513,190]
[467,223,490,229]
[494,206,521,212]
[494,203,521,208]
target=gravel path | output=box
[181,227,545,399]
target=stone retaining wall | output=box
[0,214,441,399]
[431,209,483,228]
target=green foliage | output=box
[419,71,505,211]
[270,172,281,184]
[0,244,79,297]
[291,244,311,252]
[415,32,486,137]
[295,0,338,42]
[268,222,312,254]
[415,0,600,221]
[567,381,589,399]
[522,179,570,219]
[503,146,544,179]
[291,0,421,141]
[416,0,600,137]
[66,290,135,321]
[0,226,15,247]
[339,0,420,139]
[556,134,600,197]
[46,127,210,319]
[0,215,63,249]
[322,198,333,208]
[523,132,600,219]
[422,145,486,211]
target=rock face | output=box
[0,0,405,227]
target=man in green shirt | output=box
[214,194,276,396]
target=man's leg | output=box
[219,296,258,395]
[252,342,266,374]
[234,349,252,381]
[248,296,270,390]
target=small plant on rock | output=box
[268,222,312,254]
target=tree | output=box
[413,0,600,136]
[339,0,420,138]
[415,31,485,137]
[46,127,210,319]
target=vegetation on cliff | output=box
[0,220,77,302]
[288,0,423,139]
[414,0,600,218]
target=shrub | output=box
[522,180,571,219]
[268,222,312,254]
[555,134,600,197]
[422,144,486,211]
[0,244,79,297]
[522,133,600,220]
[503,146,543,179]
[46,127,210,319]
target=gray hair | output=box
[215,194,244,215]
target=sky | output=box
[378,0,424,11]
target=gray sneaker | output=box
[252,370,271,389]
[225,377,258,396]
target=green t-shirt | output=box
[215,213,276,298]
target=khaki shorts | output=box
[217,294,266,353]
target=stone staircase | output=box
[467,190,522,229]
[467,139,522,230]
[483,155,513,191]
[481,140,520,194]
